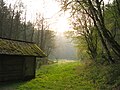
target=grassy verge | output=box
[76,62,120,90]
[16,61,95,90]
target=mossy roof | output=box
[0,38,46,57]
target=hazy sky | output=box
[4,0,112,33]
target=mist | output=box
[49,32,77,60]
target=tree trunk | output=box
[88,0,120,58]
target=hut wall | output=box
[0,55,24,81]
[0,59,2,81]
[24,57,36,80]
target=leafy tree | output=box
[0,0,25,40]
[44,30,56,56]
[64,31,89,61]
[0,0,8,37]
[25,21,35,42]
[59,0,120,63]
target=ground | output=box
[0,60,95,90]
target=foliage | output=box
[62,0,120,64]
[42,30,56,56]
[64,31,89,60]
[104,3,120,39]
[76,61,120,90]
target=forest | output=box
[0,0,56,58]
[0,0,120,90]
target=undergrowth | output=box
[76,62,120,90]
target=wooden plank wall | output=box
[24,57,36,80]
[0,56,24,81]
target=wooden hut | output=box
[0,38,46,82]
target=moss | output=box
[0,38,46,57]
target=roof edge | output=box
[0,37,35,44]
[0,54,47,57]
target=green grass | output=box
[0,61,96,90]
[1,60,120,90]
[16,62,95,90]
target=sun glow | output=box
[29,0,71,33]
[5,0,112,33]
[5,0,70,33]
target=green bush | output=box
[76,62,120,90]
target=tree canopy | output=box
[61,0,120,63]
